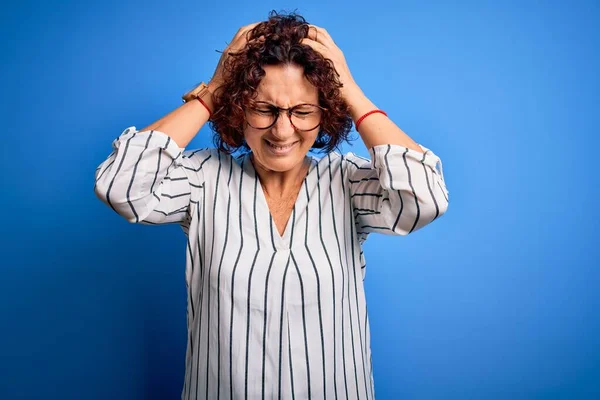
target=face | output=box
[244,63,320,173]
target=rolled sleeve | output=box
[94,126,210,225]
[346,143,449,238]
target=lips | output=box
[264,139,298,156]
[265,140,297,150]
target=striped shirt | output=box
[94,127,449,400]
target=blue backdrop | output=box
[2,0,599,399]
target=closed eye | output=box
[254,109,273,114]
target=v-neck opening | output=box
[243,152,314,250]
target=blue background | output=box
[2,0,599,399]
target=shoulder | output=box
[181,147,241,172]
[308,150,373,178]
[310,150,362,166]
[327,149,372,171]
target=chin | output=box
[255,153,305,173]
[257,154,301,172]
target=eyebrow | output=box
[252,100,316,107]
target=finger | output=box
[245,35,265,49]
[236,22,260,36]
[306,26,321,45]
[301,38,328,55]
[250,35,265,44]
[307,25,335,47]
[230,22,261,50]
[232,22,260,43]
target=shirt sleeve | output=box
[94,126,211,226]
[344,143,449,240]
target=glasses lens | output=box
[290,105,322,131]
[246,105,276,129]
[246,104,323,131]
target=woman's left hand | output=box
[302,25,360,102]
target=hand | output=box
[301,25,360,101]
[209,22,261,92]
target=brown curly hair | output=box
[209,11,354,154]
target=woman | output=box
[95,11,449,400]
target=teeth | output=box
[268,141,295,150]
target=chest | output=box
[264,190,301,237]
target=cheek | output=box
[301,130,320,147]
[243,127,261,146]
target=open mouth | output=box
[265,140,298,152]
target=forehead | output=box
[255,64,318,105]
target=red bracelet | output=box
[355,109,387,130]
[196,96,213,118]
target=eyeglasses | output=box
[245,101,326,131]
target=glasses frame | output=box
[245,101,327,132]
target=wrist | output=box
[341,81,362,102]
[344,87,376,122]
[207,79,222,94]
[193,83,216,119]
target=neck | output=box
[251,154,308,198]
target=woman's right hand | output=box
[208,22,261,91]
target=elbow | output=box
[93,179,142,224]
[93,175,113,209]
[93,179,109,205]
[434,196,449,220]
[420,177,449,223]
[94,161,118,206]
[391,196,449,236]
[420,195,449,225]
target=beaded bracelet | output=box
[355,109,387,130]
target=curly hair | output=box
[209,11,354,154]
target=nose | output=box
[270,110,296,139]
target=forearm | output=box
[344,84,423,153]
[139,97,210,149]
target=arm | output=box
[301,25,425,153]
[136,22,261,147]
[94,22,263,224]
[139,98,211,148]
[94,127,211,225]
[302,26,449,236]
[346,143,449,239]
[344,86,424,152]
